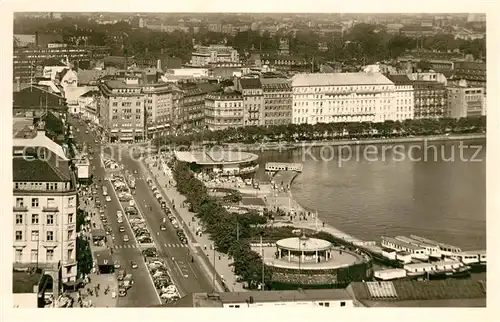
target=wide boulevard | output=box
[71,118,160,307]
[71,118,214,302]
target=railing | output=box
[13,205,28,211]
[43,206,59,212]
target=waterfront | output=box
[255,139,486,251]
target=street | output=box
[71,119,161,307]
[105,144,214,295]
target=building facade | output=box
[412,81,447,119]
[98,79,146,142]
[204,92,244,131]
[452,61,486,89]
[13,45,110,82]
[178,83,219,131]
[291,73,397,125]
[386,75,415,121]
[143,83,180,139]
[261,77,293,125]
[446,85,485,119]
[12,127,78,285]
[238,78,264,126]
[191,45,239,67]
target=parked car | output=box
[119,226,125,232]
[105,196,112,202]
[123,235,130,242]
[117,217,123,224]
[130,261,138,269]
[117,211,123,217]
[160,224,167,231]
[114,261,121,269]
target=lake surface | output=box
[256,139,486,250]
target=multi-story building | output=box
[190,45,239,67]
[412,81,447,119]
[291,73,396,125]
[386,75,414,121]
[261,77,293,125]
[446,83,486,119]
[238,78,264,127]
[98,79,146,143]
[178,83,219,131]
[452,61,486,89]
[13,45,111,82]
[12,123,78,289]
[143,83,181,139]
[204,91,244,131]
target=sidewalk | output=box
[74,188,119,307]
[143,156,246,292]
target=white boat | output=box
[395,236,442,259]
[409,235,462,257]
[381,236,429,261]
[449,250,486,265]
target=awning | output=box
[122,129,133,133]
[120,137,134,141]
[91,228,106,238]
[111,129,119,133]
[94,250,113,266]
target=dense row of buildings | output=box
[16,66,485,143]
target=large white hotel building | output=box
[291,72,413,124]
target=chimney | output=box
[157,59,161,70]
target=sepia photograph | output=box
[8,6,491,312]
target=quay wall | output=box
[227,133,486,152]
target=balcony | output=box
[43,206,59,212]
[63,258,77,267]
[13,205,28,212]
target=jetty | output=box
[265,162,303,172]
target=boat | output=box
[381,236,429,261]
[409,235,462,257]
[395,236,442,259]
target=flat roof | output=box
[409,235,462,250]
[291,72,393,87]
[218,289,352,304]
[381,236,425,251]
[174,150,258,165]
[276,236,333,252]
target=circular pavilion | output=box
[276,235,334,264]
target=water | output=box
[256,139,486,251]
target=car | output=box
[176,230,184,236]
[85,130,89,134]
[114,261,121,269]
[118,288,127,297]
[94,139,99,143]
[123,235,130,242]
[117,211,123,217]
[119,226,125,232]
[160,224,167,231]
[105,196,112,202]
[180,238,188,245]
[117,217,123,224]
[101,217,107,223]
[130,261,138,269]
[133,169,138,175]
[172,223,179,229]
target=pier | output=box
[265,162,303,172]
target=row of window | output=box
[15,228,73,241]
[14,248,74,263]
[112,102,142,107]
[14,182,73,192]
[15,197,75,208]
[15,213,73,225]
[112,115,142,120]
[294,86,393,93]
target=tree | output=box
[76,236,92,277]
[416,60,433,71]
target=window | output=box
[15,214,23,225]
[68,213,74,224]
[15,249,22,262]
[46,231,54,241]
[31,214,39,224]
[15,231,23,241]
[324,302,330,307]
[68,197,75,207]
[31,230,39,241]
[46,249,54,261]
[47,214,54,225]
[67,249,73,261]
[31,198,39,207]
[16,197,24,207]
[67,230,73,240]
[340,301,346,307]
[31,250,38,263]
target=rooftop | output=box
[13,85,66,110]
[13,157,72,182]
[386,74,413,85]
[239,78,262,89]
[276,236,333,251]
[13,130,68,161]
[218,289,352,304]
[347,280,486,307]
[175,150,258,165]
[381,236,424,251]
[291,72,394,87]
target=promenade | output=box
[142,156,245,292]
[74,193,118,307]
